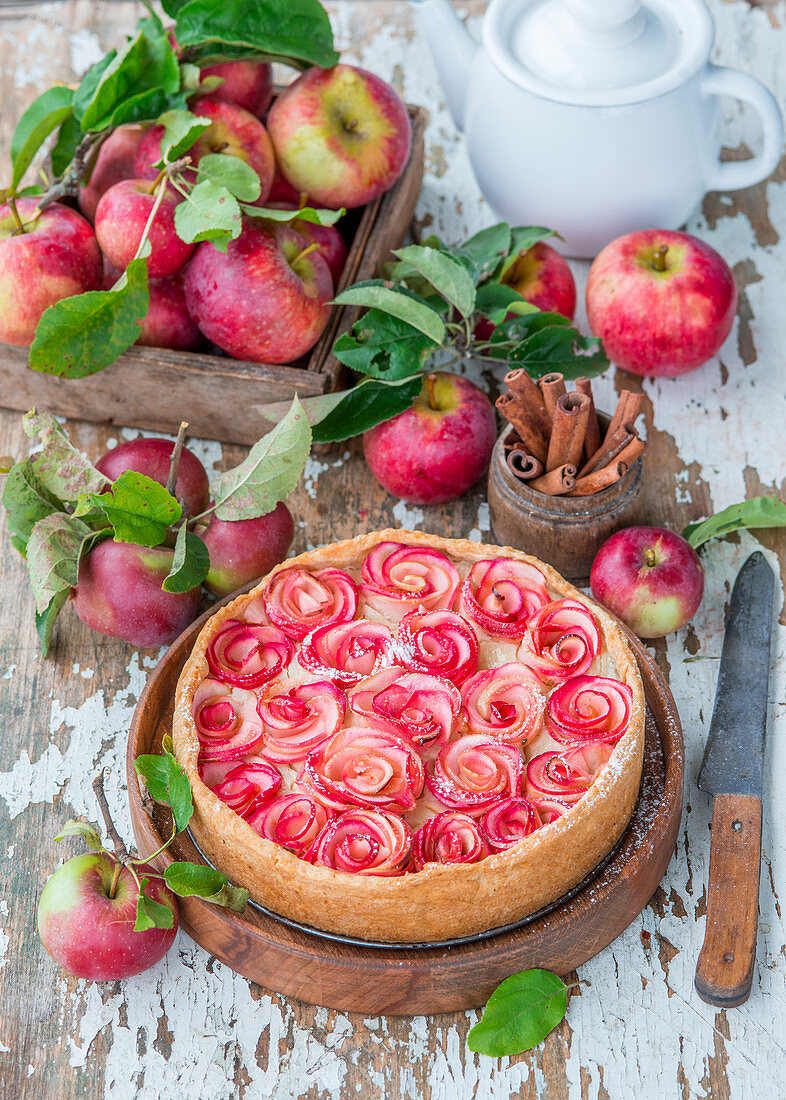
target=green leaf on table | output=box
[35,589,70,657]
[135,750,193,832]
[156,108,211,164]
[496,226,556,282]
[456,222,512,283]
[683,496,786,550]
[209,395,311,521]
[173,0,340,69]
[92,470,181,547]
[2,458,64,555]
[333,309,438,380]
[254,390,349,429]
[311,375,423,444]
[242,204,344,226]
[50,113,84,178]
[10,85,74,188]
[75,29,180,132]
[135,878,176,932]
[391,244,476,319]
[196,153,261,202]
[473,284,539,326]
[162,526,210,593]
[54,819,104,850]
[333,282,446,345]
[22,409,110,502]
[25,511,91,615]
[28,257,150,378]
[467,969,568,1057]
[174,179,242,245]
[164,862,248,911]
[484,312,608,379]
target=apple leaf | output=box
[173,0,340,70]
[162,526,210,593]
[455,222,512,283]
[35,589,70,657]
[195,153,261,203]
[174,178,242,245]
[311,375,423,444]
[50,113,84,178]
[254,390,349,429]
[28,257,150,379]
[209,395,311,521]
[91,470,181,547]
[2,458,64,555]
[75,29,180,132]
[163,863,248,911]
[334,282,446,345]
[135,750,193,833]
[467,969,568,1057]
[10,85,74,188]
[483,312,608,379]
[496,226,557,283]
[683,496,786,550]
[25,511,92,615]
[392,245,476,320]
[242,204,344,226]
[54,819,104,851]
[135,878,176,932]
[333,309,438,380]
[156,108,211,164]
[22,409,110,503]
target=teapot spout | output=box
[411,0,477,131]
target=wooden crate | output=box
[0,105,427,445]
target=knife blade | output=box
[694,551,774,1008]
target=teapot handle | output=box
[701,65,783,192]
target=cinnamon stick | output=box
[578,427,635,477]
[496,393,548,463]
[614,435,646,470]
[545,392,591,472]
[506,447,544,481]
[575,377,602,461]
[539,372,567,424]
[604,390,644,442]
[504,369,552,437]
[567,461,627,497]
[529,463,576,495]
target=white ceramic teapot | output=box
[411,0,783,257]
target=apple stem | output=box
[108,859,123,900]
[652,245,669,273]
[7,195,25,235]
[291,241,319,268]
[92,770,129,863]
[147,167,168,196]
[166,421,189,498]
[344,118,359,132]
[297,192,309,211]
[426,373,438,410]
[644,548,658,568]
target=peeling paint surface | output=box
[0,1,785,1098]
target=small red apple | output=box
[475,240,577,341]
[0,198,102,347]
[104,265,204,352]
[268,65,411,209]
[585,229,737,377]
[363,372,497,505]
[590,526,704,638]
[78,124,145,223]
[184,217,333,363]
[95,180,194,278]
[200,501,295,596]
[37,853,178,980]
[96,436,210,518]
[199,59,273,117]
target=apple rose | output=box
[298,618,394,687]
[460,558,550,637]
[480,796,542,851]
[256,680,346,764]
[311,808,413,876]
[264,566,358,641]
[527,797,569,825]
[461,663,545,745]
[349,668,461,748]
[360,542,460,619]
[210,760,282,818]
[246,792,329,858]
[397,608,479,686]
[304,727,425,812]
[525,743,615,805]
[546,675,633,745]
[193,679,264,761]
[426,734,523,816]
[518,599,602,683]
[412,811,488,870]
[206,619,295,689]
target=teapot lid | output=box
[484,0,714,106]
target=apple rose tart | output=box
[173,530,645,942]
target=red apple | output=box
[72,540,202,646]
[104,264,204,351]
[200,502,295,596]
[96,436,210,518]
[38,852,177,980]
[95,179,194,278]
[590,526,704,638]
[268,163,301,204]
[0,198,102,347]
[134,98,274,206]
[475,240,577,341]
[363,372,497,505]
[268,65,411,209]
[200,60,273,117]
[184,217,333,363]
[585,229,737,377]
[269,205,347,285]
[78,124,145,223]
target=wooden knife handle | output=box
[695,793,762,1008]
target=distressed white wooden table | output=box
[0,2,785,1097]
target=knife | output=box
[695,551,774,1008]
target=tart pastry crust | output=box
[172,530,645,943]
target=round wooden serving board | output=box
[127,600,684,1016]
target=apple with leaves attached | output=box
[96,437,210,518]
[78,124,145,223]
[474,240,576,341]
[104,265,204,352]
[95,180,194,278]
[200,502,295,597]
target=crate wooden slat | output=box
[0,106,427,445]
